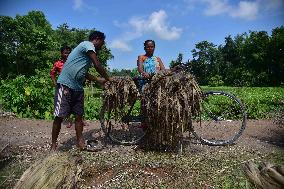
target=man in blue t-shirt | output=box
[51,31,110,151]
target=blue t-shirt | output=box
[57,41,96,91]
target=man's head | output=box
[60,45,71,61]
[89,31,105,51]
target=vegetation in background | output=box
[0,11,283,120]
[171,28,284,87]
[0,11,112,79]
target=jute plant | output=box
[142,70,202,151]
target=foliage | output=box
[208,75,224,87]
[0,11,55,78]
[0,69,54,119]
[1,72,283,120]
[169,53,184,68]
[188,26,284,86]
[0,11,113,79]
[201,86,284,119]
[110,68,139,77]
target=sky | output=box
[1,0,284,70]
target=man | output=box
[51,31,110,150]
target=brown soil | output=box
[0,116,283,188]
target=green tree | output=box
[191,41,219,85]
[169,53,183,68]
[0,11,55,78]
[243,31,270,86]
[0,16,18,78]
[267,26,284,85]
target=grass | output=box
[66,145,284,188]
[201,86,284,119]
[1,138,283,188]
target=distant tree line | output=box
[170,27,284,86]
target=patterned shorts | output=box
[54,84,84,118]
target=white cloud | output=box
[73,0,83,10]
[203,0,230,16]
[203,0,259,20]
[129,10,182,40]
[110,10,182,52]
[183,0,283,20]
[230,1,259,20]
[110,40,132,52]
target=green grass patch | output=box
[201,86,284,119]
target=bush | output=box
[208,75,224,87]
[0,70,54,119]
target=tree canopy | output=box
[0,11,113,78]
[174,27,284,86]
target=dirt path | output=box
[0,116,283,188]
[1,117,283,151]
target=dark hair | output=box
[144,40,155,47]
[60,45,71,53]
[89,30,106,41]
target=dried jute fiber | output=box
[14,152,82,189]
[142,70,202,151]
[102,76,138,120]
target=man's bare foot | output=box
[50,143,57,151]
[77,139,86,150]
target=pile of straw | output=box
[14,152,82,189]
[243,161,284,188]
[142,70,202,151]
[102,76,138,118]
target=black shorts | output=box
[54,84,84,118]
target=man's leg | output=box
[75,115,85,149]
[51,116,63,150]
[52,84,71,150]
[72,89,85,150]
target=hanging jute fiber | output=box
[243,161,284,189]
[142,70,202,151]
[14,152,82,189]
[102,76,138,120]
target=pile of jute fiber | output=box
[243,161,284,189]
[102,76,138,120]
[14,152,82,189]
[142,70,202,151]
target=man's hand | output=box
[95,77,107,86]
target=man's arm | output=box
[87,51,110,81]
[50,64,58,86]
[85,73,107,86]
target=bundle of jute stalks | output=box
[14,152,82,189]
[102,76,138,119]
[142,70,202,151]
[243,161,284,189]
